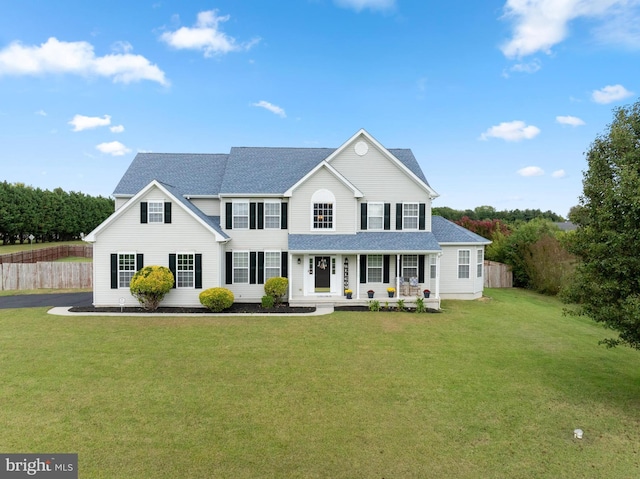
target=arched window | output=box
[311,189,335,230]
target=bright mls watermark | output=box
[0,454,77,478]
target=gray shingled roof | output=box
[289,232,441,252]
[431,216,491,244]
[113,146,430,197]
[113,153,229,196]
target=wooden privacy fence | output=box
[1,262,93,291]
[0,245,93,264]
[484,260,513,288]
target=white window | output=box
[477,249,484,278]
[368,203,384,230]
[403,203,419,230]
[265,202,281,229]
[402,255,418,279]
[177,253,194,288]
[313,203,333,229]
[458,250,470,279]
[118,253,136,288]
[233,252,249,283]
[430,255,437,279]
[148,201,164,223]
[367,255,383,283]
[233,202,249,229]
[265,251,281,280]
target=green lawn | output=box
[1,289,638,478]
[0,240,88,254]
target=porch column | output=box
[435,252,442,299]
[356,253,360,299]
[288,252,293,300]
[396,254,401,296]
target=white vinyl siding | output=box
[233,251,249,283]
[265,202,281,229]
[458,250,470,279]
[233,202,249,229]
[118,253,136,288]
[177,253,194,288]
[148,201,164,223]
[367,203,384,230]
[265,251,281,280]
[477,249,484,278]
[367,255,383,283]
[403,203,419,230]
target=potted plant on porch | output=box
[367,289,375,298]
[423,289,431,298]
[386,287,395,298]
[345,289,353,299]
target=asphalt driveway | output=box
[0,292,93,309]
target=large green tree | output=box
[564,99,640,349]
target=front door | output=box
[314,256,331,292]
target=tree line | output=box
[433,205,565,223]
[0,181,114,245]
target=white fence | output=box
[0,262,93,291]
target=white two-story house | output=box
[85,129,490,308]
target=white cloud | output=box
[591,84,634,104]
[552,169,567,178]
[160,10,259,57]
[556,115,585,126]
[96,141,131,156]
[110,125,125,133]
[252,100,286,118]
[480,120,541,141]
[69,114,111,132]
[518,166,545,177]
[500,0,639,58]
[0,37,168,85]
[35,109,47,116]
[334,0,396,12]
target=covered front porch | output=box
[287,231,443,309]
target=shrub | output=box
[261,295,275,308]
[199,287,234,312]
[368,300,381,312]
[415,297,426,313]
[396,299,406,312]
[129,266,174,311]
[264,277,288,304]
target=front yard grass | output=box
[0,288,638,478]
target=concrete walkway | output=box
[47,303,335,317]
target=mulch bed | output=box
[69,303,315,314]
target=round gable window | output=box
[354,141,369,156]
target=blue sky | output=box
[1,0,638,218]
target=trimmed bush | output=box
[199,287,234,312]
[264,277,288,304]
[130,266,174,311]
[261,295,275,309]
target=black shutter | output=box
[399,255,403,278]
[250,202,257,229]
[140,202,148,224]
[164,202,172,224]
[257,203,264,230]
[257,252,265,284]
[418,255,425,283]
[195,254,202,289]
[281,203,288,229]
[361,203,367,230]
[281,251,288,278]
[250,252,257,284]
[169,254,176,288]
[360,255,367,283]
[383,255,390,283]
[225,252,233,284]
[225,203,233,229]
[136,254,144,271]
[110,254,118,289]
[419,203,426,230]
[384,203,391,230]
[396,203,403,230]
